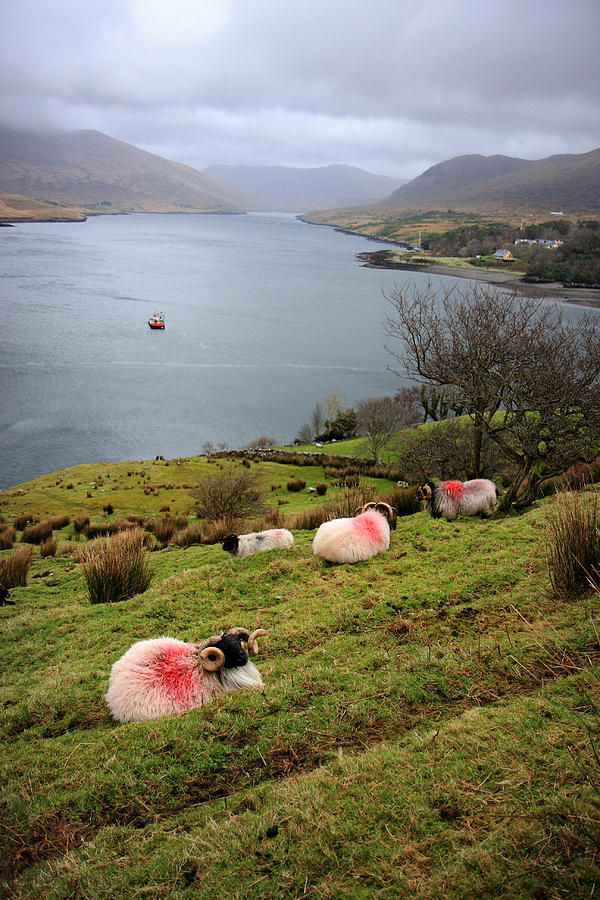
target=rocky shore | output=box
[357,251,600,309]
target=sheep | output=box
[105,626,266,723]
[222,528,294,558]
[415,479,497,521]
[312,501,396,564]
[0,584,14,606]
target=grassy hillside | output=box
[1,455,599,897]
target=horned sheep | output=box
[222,528,294,558]
[312,501,396,564]
[105,627,266,723]
[415,479,497,522]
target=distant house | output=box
[494,248,514,260]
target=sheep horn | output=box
[227,627,251,641]
[199,646,226,671]
[247,628,266,656]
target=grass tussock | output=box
[0,526,16,550]
[21,520,53,545]
[547,489,600,597]
[77,528,152,604]
[40,537,58,558]
[0,545,34,587]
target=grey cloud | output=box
[0,0,598,179]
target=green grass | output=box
[1,457,599,898]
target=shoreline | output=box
[357,255,600,309]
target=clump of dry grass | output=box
[0,546,34,588]
[547,490,600,598]
[40,537,58,558]
[0,526,16,550]
[21,520,53,545]
[78,528,153,604]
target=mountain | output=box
[305,149,600,223]
[0,127,249,215]
[202,163,406,211]
[379,149,600,214]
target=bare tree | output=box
[356,396,403,462]
[322,391,344,439]
[385,280,600,508]
[394,386,423,424]
[310,402,324,438]
[296,423,314,443]
[191,471,264,521]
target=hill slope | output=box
[203,163,406,211]
[381,148,600,214]
[306,148,600,223]
[1,458,599,897]
[0,127,250,215]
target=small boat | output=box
[148,312,165,329]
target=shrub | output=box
[191,471,264,521]
[78,529,152,604]
[325,486,373,520]
[83,519,135,540]
[149,517,176,545]
[316,482,327,496]
[0,526,16,550]
[287,478,306,492]
[289,506,330,530]
[15,514,34,531]
[175,523,204,548]
[103,503,114,516]
[21,521,53,545]
[378,486,422,518]
[264,507,284,527]
[40,537,58,558]
[547,490,600,598]
[48,515,70,530]
[0,547,34,588]
[73,515,90,534]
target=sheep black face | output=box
[215,632,249,669]
[222,533,240,554]
[0,584,13,606]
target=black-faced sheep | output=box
[222,528,294,558]
[105,626,266,723]
[0,584,13,606]
[415,479,497,521]
[312,501,396,564]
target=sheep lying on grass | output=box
[415,479,497,521]
[222,528,294,558]
[105,627,266,723]
[312,501,396,564]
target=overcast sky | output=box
[0,0,598,179]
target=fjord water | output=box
[1,212,410,488]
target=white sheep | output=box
[312,501,396,564]
[415,479,497,521]
[105,627,266,723]
[222,528,294,558]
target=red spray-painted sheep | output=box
[222,528,294,558]
[105,627,266,723]
[312,502,396,564]
[415,479,497,521]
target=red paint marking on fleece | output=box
[441,480,464,499]
[353,511,385,544]
[147,645,201,707]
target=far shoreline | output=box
[357,255,600,310]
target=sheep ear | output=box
[199,647,225,671]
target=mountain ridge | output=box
[0,127,250,215]
[202,162,406,211]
